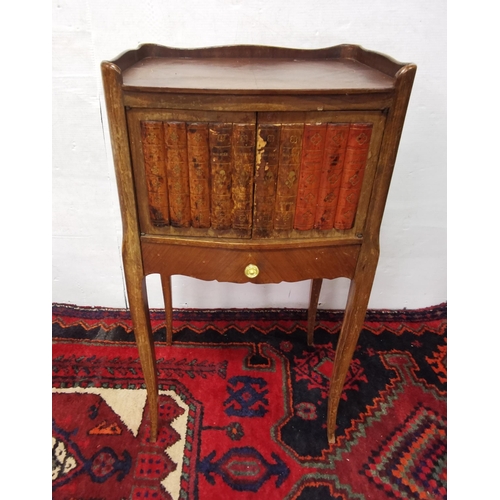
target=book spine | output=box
[209,123,233,230]
[334,123,373,230]
[232,124,256,230]
[314,123,350,230]
[141,121,170,226]
[164,122,191,227]
[294,124,327,230]
[187,123,211,228]
[274,124,304,230]
[253,124,281,236]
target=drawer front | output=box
[141,241,360,283]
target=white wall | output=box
[52,0,446,310]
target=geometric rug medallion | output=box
[52,388,191,499]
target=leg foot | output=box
[328,431,336,445]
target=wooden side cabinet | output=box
[101,45,416,444]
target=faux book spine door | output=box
[128,109,386,240]
[127,109,257,238]
[252,111,386,239]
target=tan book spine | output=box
[294,124,327,230]
[314,123,350,230]
[187,123,211,228]
[274,124,304,230]
[334,123,373,230]
[232,124,256,230]
[164,122,191,227]
[141,121,169,226]
[253,124,281,237]
[209,123,233,230]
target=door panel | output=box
[127,109,257,238]
[127,109,385,241]
[253,111,386,239]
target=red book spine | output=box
[164,122,191,227]
[314,123,350,230]
[141,121,169,226]
[232,124,256,230]
[294,124,327,230]
[274,124,304,230]
[209,123,233,230]
[253,124,281,236]
[187,123,211,228]
[333,123,373,230]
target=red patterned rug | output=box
[52,304,447,500]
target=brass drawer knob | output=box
[244,264,259,279]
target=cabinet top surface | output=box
[121,56,395,94]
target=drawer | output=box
[141,240,360,283]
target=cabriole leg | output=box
[126,272,159,442]
[327,260,377,444]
